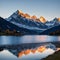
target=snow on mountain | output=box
[45,18,60,27]
[39,16,46,23]
[6,10,60,33]
[6,10,48,32]
[31,15,37,20]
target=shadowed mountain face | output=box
[0,17,44,35]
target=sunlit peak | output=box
[31,15,37,19]
[18,10,23,14]
[17,10,47,23]
[58,18,60,21]
[24,13,31,19]
[39,16,46,23]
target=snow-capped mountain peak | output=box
[39,16,46,23]
[6,10,60,33]
[31,15,37,20]
[6,10,48,33]
[18,10,23,14]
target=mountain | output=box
[18,10,31,19]
[0,17,42,35]
[40,24,60,35]
[39,16,46,23]
[0,10,60,35]
[45,18,60,27]
[58,18,60,21]
[31,15,37,20]
[7,10,60,29]
[0,17,48,35]
[51,18,60,25]
[7,10,48,30]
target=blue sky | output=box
[0,0,60,20]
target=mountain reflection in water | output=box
[0,48,55,60]
[0,35,60,60]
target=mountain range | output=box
[0,10,60,35]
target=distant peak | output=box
[17,10,24,15]
[58,18,60,21]
[18,10,23,13]
[24,13,30,19]
[15,10,47,23]
[17,10,31,19]
[39,16,46,23]
[53,17,60,22]
[54,17,58,20]
[31,15,37,19]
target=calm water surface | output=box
[0,35,60,60]
[0,35,60,45]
